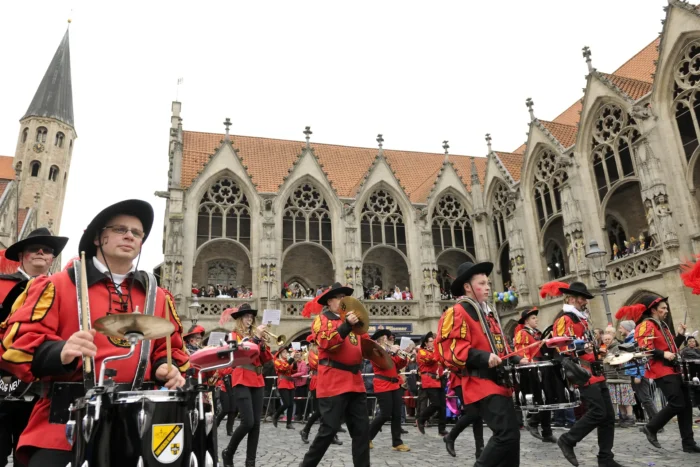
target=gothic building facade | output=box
[161,2,700,341]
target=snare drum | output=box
[511,361,580,411]
[681,359,700,386]
[68,389,215,467]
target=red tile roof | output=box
[611,38,659,83]
[601,73,653,100]
[494,152,523,182]
[540,121,578,149]
[0,156,15,181]
[553,101,583,127]
[0,180,10,200]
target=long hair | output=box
[234,316,255,339]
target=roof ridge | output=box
[611,37,659,82]
[489,151,516,185]
[532,119,567,152]
[601,72,652,86]
[277,145,338,195]
[593,70,636,103]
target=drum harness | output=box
[639,316,681,371]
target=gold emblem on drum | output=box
[108,335,131,348]
[349,332,358,346]
[152,423,184,463]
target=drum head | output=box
[189,343,260,370]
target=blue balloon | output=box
[497,292,504,300]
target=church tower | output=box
[14,27,75,232]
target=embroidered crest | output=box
[349,332,358,345]
[493,334,505,354]
[152,423,184,463]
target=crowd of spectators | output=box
[192,283,253,298]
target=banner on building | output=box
[367,323,413,334]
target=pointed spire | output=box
[22,29,74,127]
[526,98,535,121]
[377,134,384,155]
[223,118,232,141]
[470,157,480,186]
[304,126,313,148]
[582,46,593,73]
[485,133,492,153]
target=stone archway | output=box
[436,249,471,296]
[281,243,334,294]
[603,181,650,251]
[193,240,252,293]
[541,217,567,279]
[362,246,410,296]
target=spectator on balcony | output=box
[402,287,412,300]
[207,285,216,297]
[392,286,402,301]
[228,283,238,297]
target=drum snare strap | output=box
[131,272,158,390]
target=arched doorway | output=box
[193,239,252,294]
[281,243,334,297]
[436,249,472,297]
[362,246,410,298]
[603,182,650,252]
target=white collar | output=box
[17,267,31,280]
[92,256,136,275]
[563,303,588,321]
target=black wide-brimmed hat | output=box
[230,303,257,320]
[78,199,154,258]
[318,282,354,306]
[5,228,68,261]
[420,332,434,348]
[558,281,594,300]
[640,295,669,313]
[450,261,493,297]
[371,329,392,341]
[517,308,539,325]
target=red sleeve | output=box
[552,315,575,339]
[393,355,408,371]
[274,358,290,374]
[514,329,535,360]
[312,314,349,352]
[417,348,438,366]
[435,305,471,370]
[150,289,190,373]
[635,321,657,351]
[259,344,273,363]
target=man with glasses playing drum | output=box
[0,199,188,467]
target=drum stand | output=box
[193,340,237,435]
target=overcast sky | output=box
[0,1,668,270]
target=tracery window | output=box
[197,176,251,249]
[590,103,639,201]
[673,39,700,162]
[360,188,406,254]
[545,241,566,279]
[35,127,47,143]
[282,182,332,251]
[491,181,512,248]
[207,260,237,287]
[431,193,475,257]
[533,148,568,228]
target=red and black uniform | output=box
[552,310,616,462]
[215,366,237,435]
[636,317,698,450]
[300,345,340,449]
[514,325,553,439]
[441,357,485,458]
[416,346,446,433]
[435,300,520,466]
[368,352,408,447]
[300,310,369,467]
[273,354,297,428]
[0,260,189,465]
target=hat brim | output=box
[558,287,594,300]
[318,286,354,306]
[231,308,258,319]
[517,309,539,325]
[5,235,69,262]
[644,296,669,313]
[371,329,392,341]
[450,262,493,297]
[78,200,154,258]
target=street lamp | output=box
[585,240,613,325]
[188,296,201,320]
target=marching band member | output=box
[300,282,370,467]
[435,261,524,466]
[220,303,273,467]
[514,308,556,443]
[367,329,410,452]
[272,345,297,429]
[546,281,622,467]
[215,365,238,436]
[617,296,700,453]
[183,324,205,354]
[0,200,188,467]
[415,332,446,435]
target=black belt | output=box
[374,375,399,384]
[239,364,263,375]
[279,375,294,382]
[464,368,497,381]
[319,359,361,374]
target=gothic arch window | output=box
[606,215,626,258]
[491,182,512,248]
[360,188,406,254]
[207,260,237,287]
[30,161,40,177]
[532,148,568,228]
[197,176,251,249]
[672,39,700,162]
[545,241,566,279]
[48,165,59,182]
[590,103,640,201]
[55,132,65,148]
[282,182,332,252]
[35,127,47,143]
[431,193,475,257]
[21,128,28,143]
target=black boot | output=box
[557,437,579,467]
[286,423,295,430]
[683,444,700,453]
[640,426,661,449]
[417,420,426,435]
[272,414,279,428]
[526,424,543,440]
[222,448,234,467]
[475,440,484,459]
[300,430,309,444]
[443,436,456,457]
[598,459,624,467]
[244,461,255,467]
[331,435,343,445]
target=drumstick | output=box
[165,299,172,374]
[500,340,546,360]
[79,252,91,374]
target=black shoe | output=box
[222,448,234,467]
[683,444,700,453]
[443,436,456,457]
[526,425,543,440]
[400,428,409,434]
[598,460,624,467]
[640,426,661,449]
[417,420,425,435]
[438,430,448,436]
[475,445,484,459]
[300,430,309,444]
[244,461,255,467]
[286,424,295,430]
[542,434,557,443]
[331,435,343,445]
[557,438,579,467]
[227,429,233,436]
[272,415,279,428]
[337,426,346,433]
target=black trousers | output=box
[216,389,238,433]
[303,390,322,433]
[631,376,658,421]
[647,374,696,448]
[417,387,446,431]
[0,401,33,467]
[446,386,484,446]
[300,392,370,467]
[526,410,552,436]
[368,389,403,446]
[27,448,71,467]
[295,385,309,419]
[561,382,615,461]
[274,388,295,425]
[225,385,263,463]
[473,394,520,467]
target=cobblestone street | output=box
[219,419,698,467]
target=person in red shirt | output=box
[367,329,410,452]
[546,281,621,467]
[221,303,274,467]
[0,199,188,467]
[299,282,369,467]
[272,345,297,429]
[415,332,446,435]
[435,261,526,466]
[617,296,700,453]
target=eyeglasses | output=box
[25,245,54,255]
[103,225,145,239]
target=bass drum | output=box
[511,360,580,412]
[69,389,216,467]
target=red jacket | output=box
[0,262,190,462]
[274,357,296,390]
[227,331,273,388]
[552,312,605,385]
[311,310,365,398]
[635,318,679,380]
[308,350,319,392]
[448,368,461,391]
[417,347,442,389]
[435,301,512,404]
[372,354,407,393]
[514,326,544,360]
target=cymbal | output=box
[339,297,370,335]
[604,352,634,366]
[361,339,394,370]
[94,314,174,340]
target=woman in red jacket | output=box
[215,366,238,436]
[272,346,297,429]
[221,304,273,467]
[368,330,410,452]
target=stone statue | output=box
[654,193,678,243]
[170,220,183,254]
[345,267,353,285]
[644,198,659,246]
[343,202,356,223]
